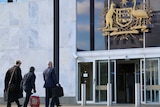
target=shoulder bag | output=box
[8,67,17,92]
[4,67,16,101]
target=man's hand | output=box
[56,83,59,86]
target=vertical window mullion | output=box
[54,0,59,81]
[90,0,94,50]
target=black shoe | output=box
[57,104,62,107]
[18,105,22,107]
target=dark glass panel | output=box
[77,0,90,51]
[146,0,160,47]
[110,0,143,49]
[94,0,107,50]
[109,35,143,49]
[77,0,159,51]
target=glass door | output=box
[95,60,116,103]
[78,62,93,102]
[140,58,160,104]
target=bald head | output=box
[48,61,53,67]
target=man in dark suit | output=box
[43,61,61,107]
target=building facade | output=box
[0,0,160,106]
[0,0,54,103]
[76,0,160,105]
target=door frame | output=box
[77,61,95,104]
[76,58,160,104]
[140,58,146,104]
[95,60,117,104]
[140,58,160,104]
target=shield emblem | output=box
[115,8,132,27]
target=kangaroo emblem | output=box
[105,2,115,29]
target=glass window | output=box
[110,0,143,49]
[94,0,106,50]
[95,0,144,50]
[146,0,160,47]
[77,0,90,51]
[77,0,158,51]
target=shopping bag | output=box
[52,85,64,97]
[30,93,40,107]
[3,89,8,101]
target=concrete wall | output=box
[59,0,77,97]
[0,0,77,104]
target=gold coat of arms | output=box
[101,0,152,40]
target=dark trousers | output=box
[45,88,60,107]
[45,88,52,107]
[23,91,32,107]
[46,97,60,107]
[7,99,21,107]
[56,97,60,105]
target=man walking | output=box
[4,60,23,107]
[43,61,61,107]
[23,66,36,107]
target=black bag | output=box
[52,85,64,97]
[3,89,8,101]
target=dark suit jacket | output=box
[43,68,58,88]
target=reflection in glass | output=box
[110,0,143,49]
[96,61,108,102]
[146,59,159,102]
[95,0,107,50]
[146,2,160,47]
[77,0,90,51]
[78,62,93,101]
[77,0,160,51]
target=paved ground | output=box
[0,104,160,107]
